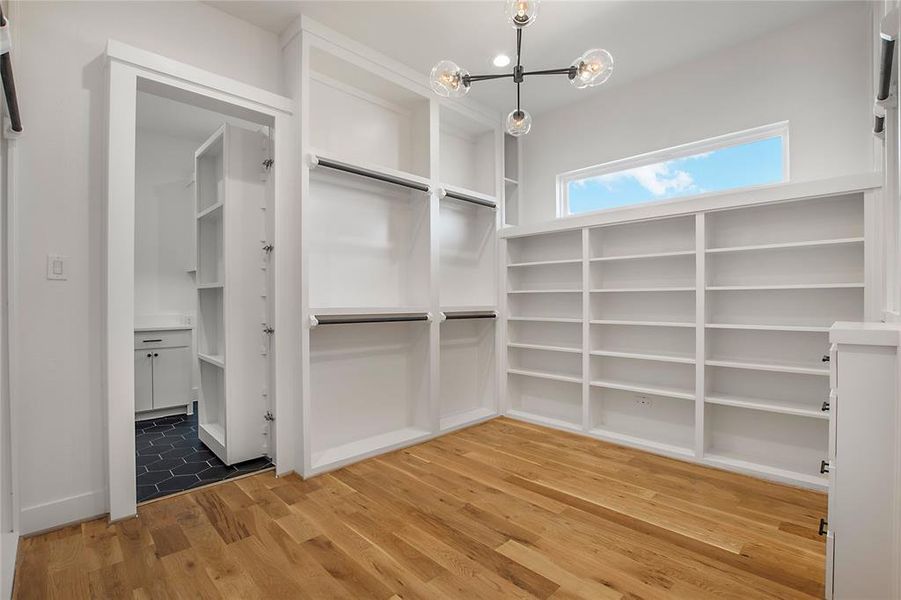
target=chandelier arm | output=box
[465,73,515,83]
[516,28,522,68]
[522,67,578,78]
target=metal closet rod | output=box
[313,155,430,193]
[875,34,895,135]
[443,311,497,320]
[313,312,429,326]
[443,189,497,209]
[0,5,21,133]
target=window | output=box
[558,122,789,217]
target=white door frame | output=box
[105,40,300,522]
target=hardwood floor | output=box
[14,417,827,599]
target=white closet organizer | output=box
[501,177,878,488]
[294,26,503,477]
[195,123,269,466]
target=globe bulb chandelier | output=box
[429,0,614,136]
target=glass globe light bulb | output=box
[505,109,532,137]
[505,0,539,28]
[429,60,470,98]
[569,48,614,89]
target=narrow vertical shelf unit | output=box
[503,133,521,226]
[501,175,880,489]
[292,23,503,476]
[194,123,269,466]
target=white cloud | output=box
[582,159,698,197]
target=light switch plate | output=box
[46,254,67,280]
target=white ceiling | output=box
[207,1,838,115]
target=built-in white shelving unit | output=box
[293,24,504,477]
[194,123,270,466]
[501,179,879,489]
[503,134,520,227]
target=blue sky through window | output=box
[567,136,785,215]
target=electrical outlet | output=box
[46,254,68,280]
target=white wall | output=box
[134,129,196,325]
[12,1,281,534]
[519,3,876,225]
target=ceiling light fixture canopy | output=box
[429,0,614,136]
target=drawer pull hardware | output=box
[821,354,830,362]
[821,400,830,412]
[146,353,151,358]
[820,460,830,474]
[142,339,163,343]
[153,353,158,357]
[818,518,828,536]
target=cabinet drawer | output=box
[134,329,192,350]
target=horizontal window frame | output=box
[556,121,790,218]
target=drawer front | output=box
[134,329,192,350]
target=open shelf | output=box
[705,193,864,250]
[197,282,223,290]
[508,261,582,292]
[195,129,223,213]
[706,366,829,417]
[591,321,694,362]
[705,403,828,486]
[590,215,694,259]
[197,287,223,356]
[591,354,695,400]
[308,167,430,309]
[440,193,496,308]
[706,323,831,333]
[507,372,582,427]
[509,289,582,294]
[507,230,582,264]
[705,393,828,420]
[509,346,581,380]
[509,292,582,321]
[705,359,827,377]
[706,287,864,328]
[592,350,695,365]
[309,46,430,178]
[196,201,223,220]
[508,319,581,350]
[590,253,695,289]
[591,319,695,328]
[706,283,864,291]
[590,386,695,453]
[198,361,226,457]
[507,368,582,384]
[590,379,695,401]
[706,241,863,288]
[508,258,582,268]
[509,342,581,354]
[510,316,582,323]
[196,207,223,286]
[439,105,496,196]
[591,287,695,293]
[590,250,695,262]
[706,236,865,254]
[590,289,694,323]
[310,319,430,471]
[440,318,496,431]
[198,353,225,369]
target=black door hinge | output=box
[262,242,274,254]
[263,325,274,335]
[264,410,274,422]
[262,158,274,170]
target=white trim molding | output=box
[556,121,790,218]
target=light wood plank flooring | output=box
[13,417,827,599]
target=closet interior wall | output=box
[501,177,881,490]
[288,23,504,477]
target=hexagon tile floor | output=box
[135,406,272,503]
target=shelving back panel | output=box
[706,404,828,478]
[706,368,828,410]
[591,356,695,392]
[509,293,582,320]
[507,231,581,263]
[590,290,695,323]
[196,133,223,213]
[706,328,829,368]
[439,319,496,420]
[590,388,695,450]
[591,323,694,359]
[590,215,695,257]
[590,255,695,288]
[199,361,226,431]
[308,170,430,309]
[509,320,581,349]
[705,194,864,249]
[509,347,582,379]
[439,199,496,308]
[707,288,864,327]
[309,47,430,178]
[706,244,864,286]
[197,211,223,285]
[508,263,581,291]
[310,321,430,456]
[197,288,223,356]
[508,374,582,426]
[439,105,495,195]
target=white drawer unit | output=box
[825,323,901,599]
[134,327,193,415]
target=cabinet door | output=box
[135,351,154,413]
[151,347,192,409]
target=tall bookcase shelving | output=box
[501,177,879,489]
[292,24,504,476]
[194,123,270,466]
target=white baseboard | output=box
[1,531,17,599]
[19,489,107,536]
